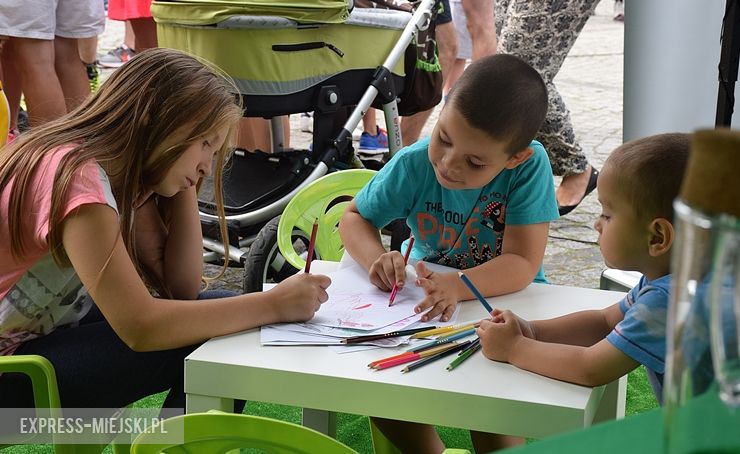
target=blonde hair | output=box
[0,48,243,296]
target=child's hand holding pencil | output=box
[367,236,414,295]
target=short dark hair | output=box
[606,133,691,221]
[447,54,548,155]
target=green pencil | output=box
[446,338,481,371]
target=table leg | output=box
[186,393,235,413]
[302,408,337,437]
[593,376,627,423]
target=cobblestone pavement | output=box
[98,0,624,292]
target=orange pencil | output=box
[372,343,459,370]
[304,218,319,273]
[388,236,414,306]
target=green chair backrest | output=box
[130,411,358,454]
[277,169,376,270]
[0,356,128,454]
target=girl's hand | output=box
[268,273,332,322]
[368,251,407,292]
[477,310,525,362]
[413,262,459,322]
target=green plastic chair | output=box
[277,168,377,270]
[130,411,358,454]
[0,355,130,453]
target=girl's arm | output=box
[134,187,202,299]
[63,203,331,351]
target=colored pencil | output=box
[372,343,460,370]
[388,236,415,306]
[304,218,319,273]
[341,326,437,344]
[447,338,482,371]
[410,320,482,339]
[458,272,493,313]
[401,340,473,373]
[436,325,479,340]
[407,327,477,353]
[367,351,416,368]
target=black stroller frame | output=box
[156,0,436,291]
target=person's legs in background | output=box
[0,39,23,138]
[460,0,496,60]
[53,0,106,111]
[54,37,90,111]
[496,0,600,215]
[237,116,291,152]
[78,36,100,91]
[12,38,67,125]
[129,16,157,50]
[443,0,473,99]
[99,21,136,68]
[400,0,458,146]
[359,108,389,151]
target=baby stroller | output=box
[151,0,438,292]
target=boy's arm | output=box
[509,337,638,387]
[339,200,387,270]
[530,303,625,346]
[452,222,550,299]
[479,306,638,386]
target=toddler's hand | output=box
[269,273,331,322]
[368,251,407,292]
[489,308,536,339]
[413,262,459,322]
[477,310,525,362]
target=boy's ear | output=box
[505,147,534,169]
[647,218,674,257]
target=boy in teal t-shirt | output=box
[341,54,558,324]
[339,54,558,451]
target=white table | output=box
[185,261,627,440]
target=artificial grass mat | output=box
[2,367,658,453]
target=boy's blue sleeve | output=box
[606,281,669,374]
[354,148,415,229]
[504,142,559,225]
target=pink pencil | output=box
[388,236,414,307]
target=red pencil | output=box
[388,236,414,306]
[305,218,319,273]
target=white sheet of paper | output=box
[309,262,425,331]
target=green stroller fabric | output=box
[151,0,350,26]
[152,3,408,97]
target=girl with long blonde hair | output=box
[0,48,330,409]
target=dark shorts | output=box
[436,0,452,24]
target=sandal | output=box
[558,166,599,216]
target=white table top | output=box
[185,261,625,439]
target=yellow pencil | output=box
[436,323,480,340]
[410,321,481,339]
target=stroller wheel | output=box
[243,216,306,293]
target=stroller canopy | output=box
[151,0,352,26]
[152,0,409,98]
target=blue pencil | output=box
[407,327,477,353]
[458,272,493,313]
